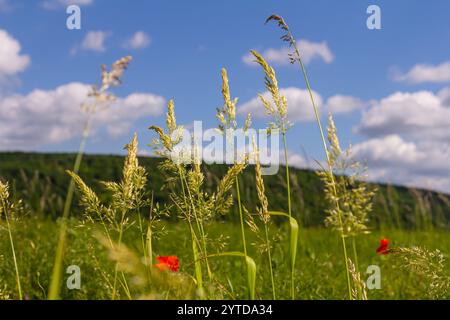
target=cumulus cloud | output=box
[356,90,450,140]
[353,88,450,193]
[0,29,30,76]
[243,39,334,66]
[352,135,422,168]
[0,82,165,150]
[352,135,450,193]
[239,87,323,122]
[437,87,450,106]
[239,88,363,123]
[325,95,366,114]
[123,31,151,50]
[393,61,450,84]
[41,0,93,10]
[80,31,109,53]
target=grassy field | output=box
[1,14,449,301]
[1,150,449,300]
[0,218,448,300]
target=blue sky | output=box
[1,0,450,193]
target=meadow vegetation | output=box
[0,15,449,300]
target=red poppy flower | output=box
[154,256,179,272]
[376,238,390,255]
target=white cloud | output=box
[438,87,450,106]
[239,87,323,122]
[352,135,450,193]
[243,39,334,66]
[80,31,109,52]
[353,89,450,193]
[0,29,30,76]
[325,95,366,114]
[356,90,450,140]
[239,88,363,123]
[0,82,165,150]
[352,135,422,167]
[123,31,151,50]
[42,0,93,10]
[393,61,450,84]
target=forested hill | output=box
[0,152,449,229]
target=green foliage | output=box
[1,152,448,230]
[0,219,449,300]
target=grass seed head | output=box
[251,50,290,133]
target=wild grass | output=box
[0,218,449,299]
[48,56,132,300]
[0,14,449,301]
[264,14,355,299]
[0,180,23,299]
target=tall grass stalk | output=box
[48,118,91,300]
[265,14,352,299]
[180,169,212,281]
[283,133,295,300]
[270,211,298,298]
[251,139,277,299]
[282,135,292,218]
[351,237,361,299]
[48,56,132,300]
[233,130,251,298]
[263,223,276,299]
[235,178,249,255]
[0,182,22,300]
[5,214,22,300]
[250,50,297,299]
[111,210,132,300]
[217,68,252,298]
[174,171,205,294]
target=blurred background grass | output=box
[1,152,449,229]
[0,152,449,299]
[1,218,448,299]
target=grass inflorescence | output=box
[0,15,448,301]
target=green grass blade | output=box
[269,211,298,299]
[208,252,257,299]
[245,255,257,300]
[191,232,205,298]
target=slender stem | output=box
[282,134,292,218]
[3,201,22,300]
[137,209,150,286]
[352,237,359,275]
[181,173,212,280]
[146,194,154,281]
[282,133,295,299]
[177,167,205,292]
[291,36,352,300]
[189,224,204,298]
[48,115,91,300]
[264,223,276,299]
[97,213,131,297]
[351,236,361,299]
[112,212,132,300]
[236,176,253,299]
[235,177,247,256]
